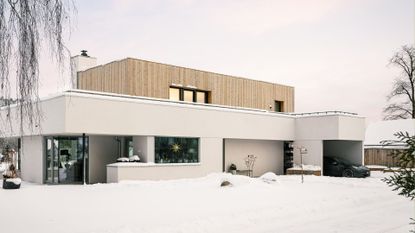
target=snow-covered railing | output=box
[288,111,358,117]
[64,89,359,118]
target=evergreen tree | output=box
[382,131,415,231]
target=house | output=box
[364,119,414,167]
[0,52,365,184]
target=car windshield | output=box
[326,157,352,165]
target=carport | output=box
[323,140,363,164]
[322,140,363,176]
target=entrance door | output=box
[45,136,88,184]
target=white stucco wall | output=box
[2,92,367,183]
[21,136,44,183]
[224,139,284,176]
[132,136,154,162]
[63,94,295,140]
[107,137,222,182]
[293,140,323,167]
[295,115,365,141]
[89,136,119,183]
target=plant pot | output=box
[3,178,21,189]
[230,170,237,175]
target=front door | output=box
[45,136,88,184]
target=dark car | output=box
[323,156,370,178]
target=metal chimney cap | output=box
[80,50,89,57]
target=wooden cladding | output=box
[364,148,401,167]
[77,58,294,112]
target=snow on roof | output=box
[365,119,415,147]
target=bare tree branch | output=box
[384,45,415,120]
[0,0,75,135]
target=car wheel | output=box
[342,169,354,177]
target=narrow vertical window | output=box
[275,101,284,112]
[169,87,180,101]
[183,90,194,102]
[196,91,206,103]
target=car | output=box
[323,156,370,178]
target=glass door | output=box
[45,136,88,184]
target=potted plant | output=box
[3,164,21,189]
[229,164,237,175]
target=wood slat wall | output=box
[364,148,401,167]
[77,58,295,112]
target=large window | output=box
[155,137,199,163]
[169,87,209,103]
[45,136,89,184]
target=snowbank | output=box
[0,172,411,233]
[289,164,321,171]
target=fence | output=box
[364,148,401,167]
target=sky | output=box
[38,0,414,124]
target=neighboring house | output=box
[364,119,414,167]
[0,52,366,184]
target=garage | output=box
[322,140,364,177]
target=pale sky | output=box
[38,0,414,124]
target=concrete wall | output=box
[107,137,222,182]
[21,136,44,183]
[88,136,119,183]
[323,140,363,165]
[295,115,365,141]
[293,140,323,167]
[132,136,154,162]
[224,139,284,176]
[63,94,295,140]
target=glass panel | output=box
[45,138,57,183]
[275,101,283,112]
[155,137,199,163]
[58,138,84,183]
[183,90,194,102]
[169,88,180,101]
[196,91,206,103]
[45,136,88,184]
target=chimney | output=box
[70,50,97,89]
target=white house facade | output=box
[0,54,366,184]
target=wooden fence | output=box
[364,148,401,167]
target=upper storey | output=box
[77,57,294,112]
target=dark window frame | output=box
[169,86,209,103]
[154,136,200,164]
[275,100,284,112]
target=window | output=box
[155,137,199,163]
[196,91,206,103]
[169,86,209,103]
[275,101,284,112]
[169,87,180,101]
[183,90,194,102]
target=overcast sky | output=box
[39,0,414,124]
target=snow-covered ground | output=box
[0,172,412,233]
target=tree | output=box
[384,45,415,120]
[0,0,74,134]
[382,132,415,231]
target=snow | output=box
[288,164,322,171]
[259,172,278,183]
[129,155,140,162]
[0,163,6,173]
[366,165,388,169]
[365,119,415,147]
[0,172,412,233]
[5,177,21,185]
[108,162,201,167]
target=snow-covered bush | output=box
[259,172,278,184]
